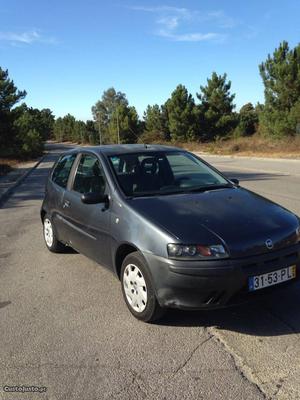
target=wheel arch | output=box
[115,242,140,279]
[40,208,47,222]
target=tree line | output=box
[53,40,300,144]
[0,68,55,158]
[1,40,300,159]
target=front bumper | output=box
[143,243,300,310]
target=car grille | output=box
[241,249,299,274]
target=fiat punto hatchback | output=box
[41,145,300,322]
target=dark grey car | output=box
[41,145,300,322]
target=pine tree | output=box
[197,72,237,141]
[0,67,26,153]
[259,41,300,137]
[165,84,197,142]
[235,103,258,136]
[143,104,164,133]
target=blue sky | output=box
[1,0,300,120]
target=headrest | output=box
[140,157,158,175]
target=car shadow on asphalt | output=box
[157,283,300,336]
[0,151,62,209]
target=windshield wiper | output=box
[129,184,233,198]
[185,184,233,193]
[128,184,233,198]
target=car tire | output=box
[43,214,66,253]
[121,251,165,323]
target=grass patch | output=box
[199,135,300,158]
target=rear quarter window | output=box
[52,154,76,188]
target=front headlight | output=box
[167,243,229,260]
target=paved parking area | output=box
[1,144,300,399]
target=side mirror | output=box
[230,178,239,186]
[81,192,109,205]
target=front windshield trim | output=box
[108,150,232,198]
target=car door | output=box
[49,153,78,241]
[61,153,112,267]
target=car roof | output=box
[65,144,183,156]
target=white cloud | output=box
[0,30,56,45]
[157,16,180,30]
[158,30,225,43]
[130,5,236,43]
[206,11,237,29]
[130,6,190,16]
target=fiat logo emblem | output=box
[265,239,274,250]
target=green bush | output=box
[137,130,166,144]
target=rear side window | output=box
[52,154,76,188]
[73,154,106,195]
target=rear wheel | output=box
[121,251,164,322]
[43,215,66,253]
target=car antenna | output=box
[144,143,148,149]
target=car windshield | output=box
[109,151,231,197]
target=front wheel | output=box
[43,215,66,253]
[121,251,164,322]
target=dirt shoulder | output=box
[181,136,300,159]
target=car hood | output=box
[129,187,299,258]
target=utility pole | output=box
[97,112,102,145]
[116,109,120,144]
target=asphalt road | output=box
[1,144,300,400]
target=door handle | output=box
[63,200,71,208]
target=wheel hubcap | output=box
[44,218,54,247]
[123,264,147,312]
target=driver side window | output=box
[73,154,106,195]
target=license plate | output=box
[249,265,296,292]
